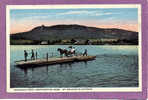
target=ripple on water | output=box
[10,45,139,88]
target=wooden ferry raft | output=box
[15,55,96,67]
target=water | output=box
[10,45,139,88]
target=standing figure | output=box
[31,49,35,60]
[24,50,28,61]
[71,47,75,53]
[83,49,87,56]
[70,47,75,56]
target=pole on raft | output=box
[52,52,53,57]
[46,53,48,61]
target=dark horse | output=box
[57,48,75,57]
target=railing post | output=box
[52,52,53,57]
[46,53,48,61]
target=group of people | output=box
[65,46,88,56]
[24,49,38,62]
[70,47,88,56]
[24,46,88,62]
[68,46,76,56]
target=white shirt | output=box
[71,48,75,52]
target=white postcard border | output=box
[6,4,142,93]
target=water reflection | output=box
[16,60,89,77]
[84,61,88,68]
[57,62,73,73]
[23,68,28,76]
[68,63,72,70]
[57,64,63,73]
[32,68,34,72]
[46,66,49,75]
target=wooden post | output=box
[46,53,48,61]
[52,52,53,57]
[36,51,37,60]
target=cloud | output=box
[57,10,95,15]
[95,12,114,16]
[57,10,115,16]
[11,9,120,22]
[23,16,50,20]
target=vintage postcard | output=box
[6,4,142,93]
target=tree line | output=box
[10,38,138,45]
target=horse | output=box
[57,48,68,57]
[57,48,76,57]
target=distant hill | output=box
[10,24,138,45]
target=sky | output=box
[10,8,138,34]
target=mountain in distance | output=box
[10,24,138,45]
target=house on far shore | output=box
[40,41,48,45]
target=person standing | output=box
[24,50,28,61]
[72,47,76,56]
[31,49,35,60]
[83,49,87,56]
[68,46,76,56]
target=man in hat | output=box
[24,50,28,61]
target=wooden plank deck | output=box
[15,55,96,67]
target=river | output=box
[10,45,139,88]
